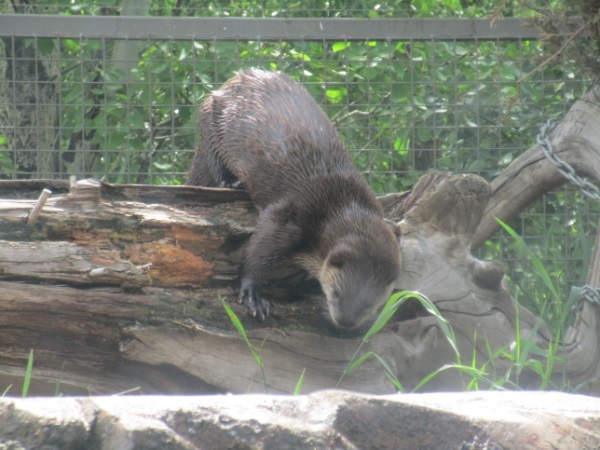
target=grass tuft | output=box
[222,299,268,392]
[337,290,457,390]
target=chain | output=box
[537,121,600,308]
[536,119,600,200]
[580,285,600,306]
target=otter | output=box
[187,69,401,330]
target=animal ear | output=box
[384,218,402,241]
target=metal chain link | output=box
[537,120,600,308]
[579,285,600,306]
[536,119,600,200]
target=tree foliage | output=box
[1,0,588,186]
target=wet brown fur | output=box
[188,69,401,329]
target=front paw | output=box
[239,280,270,320]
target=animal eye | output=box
[328,243,353,270]
[329,254,345,269]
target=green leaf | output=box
[326,88,346,104]
[62,39,81,52]
[38,39,56,55]
[153,162,173,170]
[179,48,187,61]
[332,42,350,52]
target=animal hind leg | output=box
[187,93,240,187]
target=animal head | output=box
[319,224,401,330]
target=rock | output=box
[0,391,598,449]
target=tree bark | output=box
[1,174,598,396]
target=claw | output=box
[239,279,270,320]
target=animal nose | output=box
[334,315,358,330]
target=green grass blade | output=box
[496,218,561,303]
[346,351,376,374]
[418,298,460,359]
[340,290,458,390]
[339,291,420,387]
[22,349,34,398]
[371,354,405,392]
[222,300,250,342]
[411,365,449,392]
[336,342,365,388]
[221,299,268,392]
[294,368,306,395]
[222,300,263,366]
[54,361,67,397]
[362,291,410,342]
[412,364,505,393]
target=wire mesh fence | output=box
[0,1,441,18]
[0,16,583,185]
[0,12,597,301]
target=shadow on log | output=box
[0,173,598,396]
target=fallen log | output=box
[0,173,598,396]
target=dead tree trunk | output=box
[0,172,598,396]
[473,82,600,248]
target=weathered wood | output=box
[0,180,254,288]
[0,174,598,396]
[0,281,228,395]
